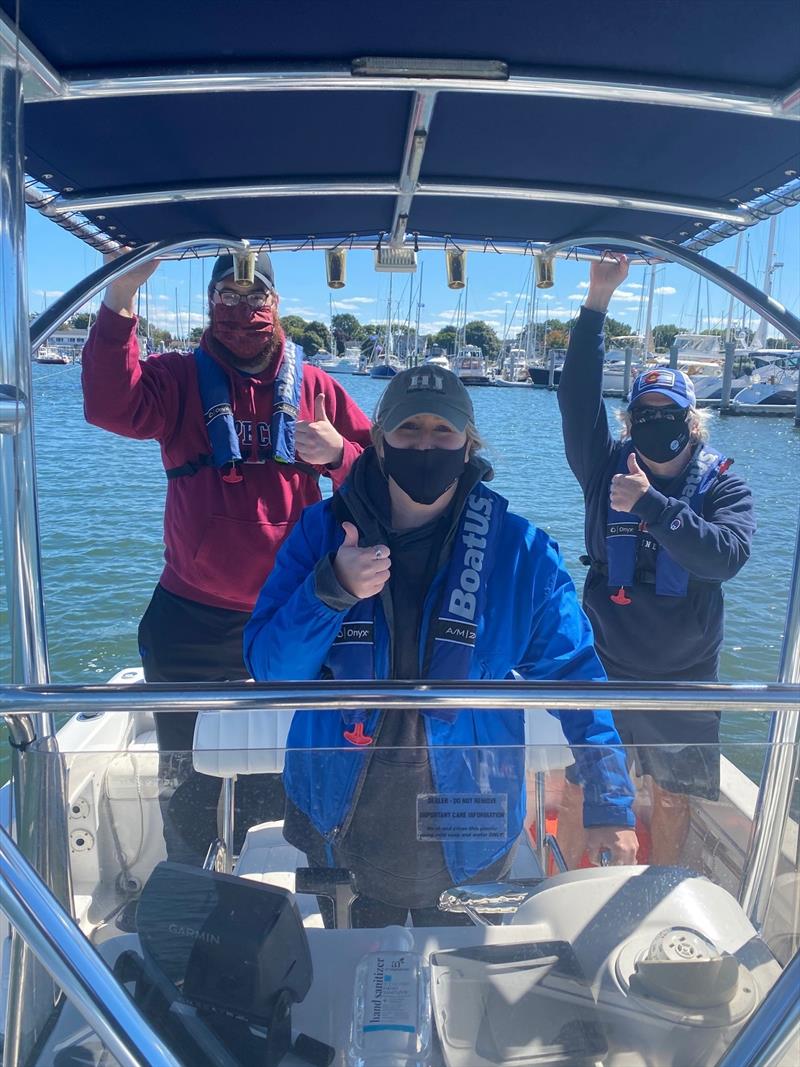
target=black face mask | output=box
[629,406,691,464]
[382,441,467,505]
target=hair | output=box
[370,418,486,458]
[616,404,711,443]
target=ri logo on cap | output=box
[408,372,445,392]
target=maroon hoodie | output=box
[82,304,372,612]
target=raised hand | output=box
[610,451,650,512]
[295,393,345,467]
[584,253,630,313]
[333,522,391,600]
[102,248,160,316]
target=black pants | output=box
[138,584,285,866]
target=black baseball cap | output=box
[376,367,475,432]
[210,252,275,292]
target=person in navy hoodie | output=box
[82,251,371,864]
[245,367,637,927]
[557,254,755,866]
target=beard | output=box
[208,302,285,371]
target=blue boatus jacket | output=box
[245,479,634,882]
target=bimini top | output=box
[2,0,799,255]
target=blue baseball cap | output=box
[628,367,696,409]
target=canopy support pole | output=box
[739,508,800,930]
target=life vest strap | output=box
[165,453,320,481]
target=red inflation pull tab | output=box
[718,458,733,475]
[343,722,373,746]
[222,464,243,484]
[610,586,632,606]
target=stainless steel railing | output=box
[0,822,181,1067]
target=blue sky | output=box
[26,206,799,343]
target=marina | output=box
[1,1,800,1065]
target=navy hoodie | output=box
[557,307,755,682]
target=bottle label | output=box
[416,792,508,841]
[363,954,416,1033]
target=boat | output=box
[731,358,799,412]
[422,352,450,369]
[494,347,533,386]
[3,4,800,1064]
[32,344,69,364]
[453,344,493,386]
[368,359,400,378]
[528,349,565,387]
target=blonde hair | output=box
[616,405,710,444]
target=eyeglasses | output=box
[214,288,272,309]
[630,405,687,425]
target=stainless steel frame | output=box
[0,680,797,718]
[740,509,800,930]
[1,8,797,124]
[0,63,50,698]
[542,232,800,344]
[390,89,436,246]
[714,948,800,1067]
[49,178,751,227]
[0,823,181,1067]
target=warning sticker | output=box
[416,793,508,842]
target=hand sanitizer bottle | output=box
[348,926,432,1067]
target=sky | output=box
[26,206,800,344]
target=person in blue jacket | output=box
[245,366,637,927]
[557,254,755,867]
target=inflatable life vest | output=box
[166,339,315,482]
[606,443,728,601]
[328,482,506,742]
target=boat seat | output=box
[192,707,294,776]
[234,821,323,927]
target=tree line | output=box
[56,310,794,355]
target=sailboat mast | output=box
[643,264,657,355]
[724,232,745,343]
[752,216,778,350]
[414,261,424,364]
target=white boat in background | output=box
[423,352,450,369]
[453,344,493,385]
[732,358,799,411]
[33,344,69,364]
[495,347,532,386]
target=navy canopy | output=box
[3,0,799,250]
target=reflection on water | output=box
[0,365,798,784]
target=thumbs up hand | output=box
[333,522,391,600]
[295,393,344,467]
[610,451,650,512]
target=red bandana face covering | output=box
[211,302,275,360]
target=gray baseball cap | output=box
[376,367,474,432]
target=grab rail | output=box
[1,679,798,722]
[0,823,181,1067]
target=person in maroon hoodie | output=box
[82,250,372,864]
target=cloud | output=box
[539,293,555,301]
[577,281,589,289]
[627,282,644,290]
[610,290,643,302]
[655,286,677,296]
[567,294,586,301]
[335,296,374,307]
[490,290,510,299]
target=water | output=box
[2,364,799,783]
